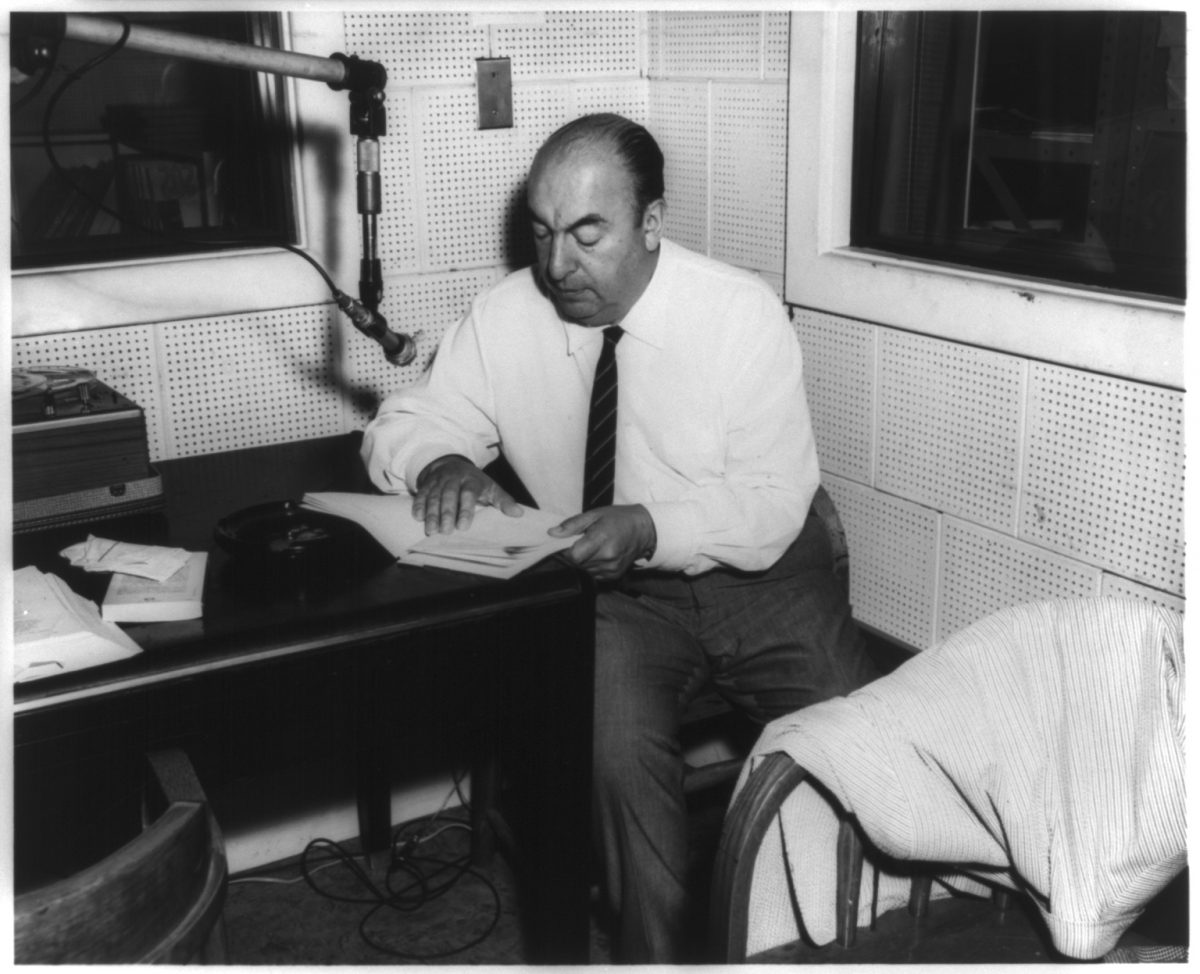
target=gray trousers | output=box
[592,508,877,963]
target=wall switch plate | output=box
[476,57,513,129]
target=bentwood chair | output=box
[710,598,1186,964]
[15,747,229,964]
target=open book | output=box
[13,566,142,683]
[301,492,577,579]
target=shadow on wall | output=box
[503,180,536,274]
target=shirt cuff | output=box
[636,500,702,572]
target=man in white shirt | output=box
[361,113,875,963]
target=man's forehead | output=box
[528,145,633,216]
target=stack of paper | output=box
[301,492,577,579]
[13,566,142,683]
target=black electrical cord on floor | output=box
[300,834,506,964]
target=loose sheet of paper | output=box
[302,492,578,578]
[60,535,191,582]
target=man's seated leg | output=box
[699,509,879,724]
[593,584,709,964]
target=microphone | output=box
[333,290,417,366]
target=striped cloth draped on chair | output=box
[736,597,1185,960]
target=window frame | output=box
[785,10,1185,390]
[9,12,357,337]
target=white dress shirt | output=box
[361,238,820,575]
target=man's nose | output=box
[546,236,574,282]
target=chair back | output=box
[14,748,228,964]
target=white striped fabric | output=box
[736,597,1185,960]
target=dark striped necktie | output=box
[582,326,624,511]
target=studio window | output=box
[852,10,1186,301]
[10,11,296,271]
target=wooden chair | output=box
[710,750,926,961]
[15,747,229,964]
[708,599,1187,964]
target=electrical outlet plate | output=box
[476,57,512,129]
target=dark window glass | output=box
[852,10,1186,301]
[10,12,296,270]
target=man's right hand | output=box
[413,454,523,535]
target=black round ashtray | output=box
[214,500,366,568]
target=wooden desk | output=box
[13,434,595,963]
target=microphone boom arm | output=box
[20,13,416,366]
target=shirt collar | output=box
[562,239,676,357]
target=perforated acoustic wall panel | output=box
[823,474,938,651]
[496,11,642,80]
[876,329,1024,534]
[13,326,167,462]
[568,81,650,124]
[795,309,875,484]
[648,10,782,78]
[344,11,487,86]
[417,86,569,272]
[650,83,710,255]
[710,83,787,274]
[158,305,343,458]
[763,12,791,78]
[342,267,500,426]
[377,88,420,275]
[937,517,1102,644]
[798,308,1183,647]
[1101,574,1186,615]
[1021,364,1185,595]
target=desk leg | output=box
[355,664,393,868]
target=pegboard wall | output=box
[798,311,1186,650]
[823,474,939,651]
[794,310,875,484]
[647,10,790,80]
[876,329,1025,534]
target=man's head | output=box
[526,114,665,328]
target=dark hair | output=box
[534,113,665,216]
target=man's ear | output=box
[642,198,665,251]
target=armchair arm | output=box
[709,751,810,963]
[709,750,867,963]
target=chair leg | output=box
[909,875,933,918]
[835,818,864,948]
[199,914,229,964]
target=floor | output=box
[222,789,731,965]
[221,787,1053,967]
[220,637,1186,966]
[223,787,1186,967]
[224,806,601,965]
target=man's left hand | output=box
[549,504,656,582]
